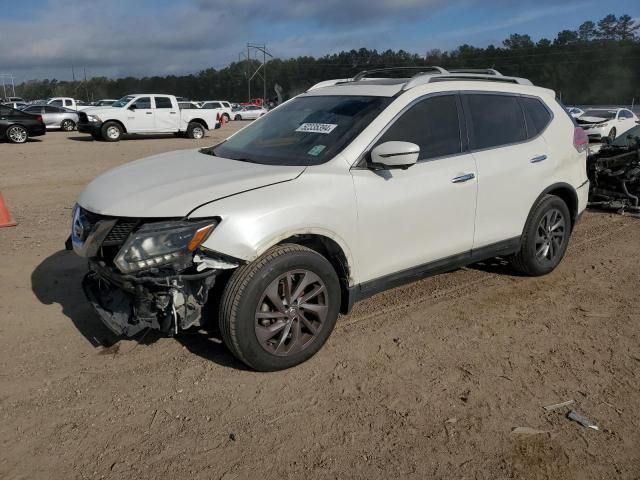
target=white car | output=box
[92,99,118,107]
[201,100,233,122]
[70,67,589,371]
[576,108,639,141]
[233,105,267,120]
[566,107,584,118]
[77,94,219,141]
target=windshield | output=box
[112,95,135,108]
[584,109,616,120]
[207,95,392,166]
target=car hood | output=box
[577,116,610,125]
[81,106,121,115]
[77,149,305,217]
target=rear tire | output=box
[219,244,341,371]
[186,122,205,139]
[608,127,617,140]
[234,114,242,121]
[101,121,123,142]
[61,119,76,131]
[6,125,28,144]
[510,195,572,276]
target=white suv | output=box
[70,67,589,371]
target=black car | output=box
[0,104,46,143]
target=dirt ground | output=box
[1,127,639,480]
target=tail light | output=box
[35,115,44,124]
[573,127,588,153]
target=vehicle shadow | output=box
[31,249,244,369]
[0,138,43,144]
[468,256,526,276]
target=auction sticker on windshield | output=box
[296,123,338,134]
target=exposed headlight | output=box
[114,219,218,273]
[87,115,101,122]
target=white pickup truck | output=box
[77,94,220,141]
[46,97,91,110]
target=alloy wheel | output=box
[535,208,566,263]
[8,126,27,143]
[255,269,329,357]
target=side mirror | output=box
[128,104,137,111]
[370,141,419,170]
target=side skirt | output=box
[343,237,521,313]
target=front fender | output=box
[189,170,360,284]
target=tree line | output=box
[15,13,640,106]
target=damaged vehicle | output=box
[69,67,589,371]
[577,108,638,142]
[587,125,640,215]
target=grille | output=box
[103,220,139,246]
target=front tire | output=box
[101,121,123,142]
[61,119,76,131]
[186,122,205,139]
[510,195,572,276]
[219,244,341,371]
[6,125,29,144]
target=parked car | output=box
[2,101,28,110]
[2,96,26,103]
[77,94,219,141]
[91,99,118,107]
[0,104,46,143]
[69,67,588,371]
[576,108,639,141]
[44,97,91,110]
[178,101,202,109]
[566,107,584,118]
[21,104,79,131]
[200,100,233,122]
[233,105,268,120]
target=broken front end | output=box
[588,135,640,216]
[67,206,239,336]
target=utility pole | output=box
[246,43,272,104]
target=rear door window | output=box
[464,94,527,150]
[49,100,63,107]
[376,94,462,161]
[44,106,62,113]
[154,97,173,109]
[520,97,552,138]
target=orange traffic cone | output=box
[0,192,17,228]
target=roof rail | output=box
[352,66,448,82]
[447,68,503,76]
[306,67,532,92]
[403,73,532,90]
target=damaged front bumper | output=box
[82,258,221,337]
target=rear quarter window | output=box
[464,94,526,150]
[520,97,552,138]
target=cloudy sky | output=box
[0,0,637,82]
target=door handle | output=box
[146,112,153,115]
[169,112,177,114]
[530,155,547,163]
[451,173,475,183]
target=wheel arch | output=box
[531,182,579,229]
[274,233,353,314]
[189,118,209,130]
[103,119,127,133]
